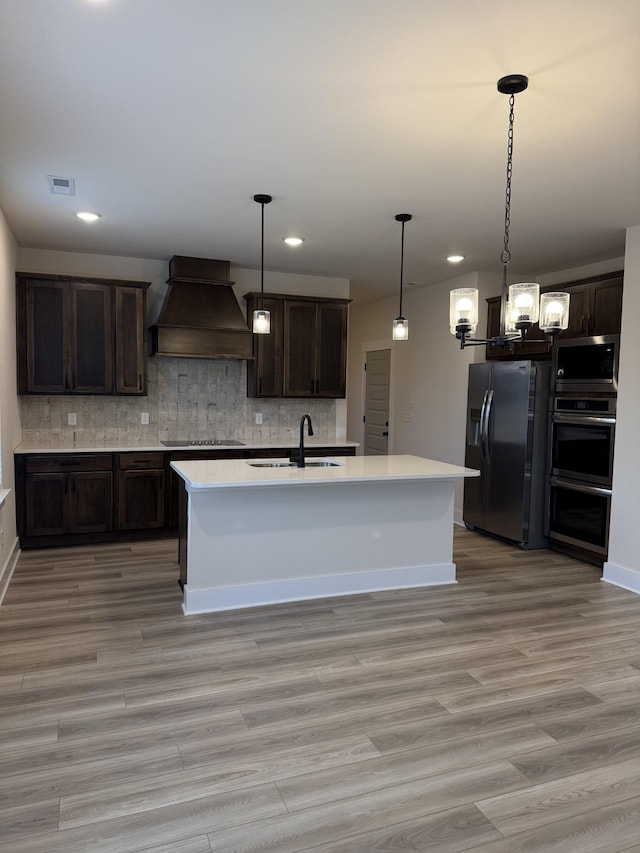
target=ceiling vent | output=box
[47,175,75,196]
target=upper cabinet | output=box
[244,292,350,398]
[17,273,149,395]
[555,273,623,339]
[485,271,623,360]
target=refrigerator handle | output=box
[482,389,494,463]
[478,390,489,464]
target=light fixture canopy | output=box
[392,213,412,341]
[252,194,272,335]
[450,75,570,349]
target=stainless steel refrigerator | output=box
[464,360,551,549]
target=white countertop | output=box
[14,440,359,455]
[171,454,479,491]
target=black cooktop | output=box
[161,439,246,447]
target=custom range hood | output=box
[150,256,253,360]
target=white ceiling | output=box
[1,0,639,302]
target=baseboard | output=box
[0,537,20,606]
[183,562,457,614]
[602,561,640,594]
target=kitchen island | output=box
[171,454,479,614]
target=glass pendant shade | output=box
[450,288,479,335]
[503,302,517,333]
[252,309,271,334]
[539,292,570,332]
[508,283,540,325]
[392,317,409,340]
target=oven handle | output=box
[552,414,616,425]
[549,477,612,497]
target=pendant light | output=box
[252,193,272,334]
[392,213,412,341]
[450,75,570,349]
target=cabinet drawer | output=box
[25,454,113,473]
[118,452,165,470]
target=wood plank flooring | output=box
[2,528,640,851]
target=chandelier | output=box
[450,75,570,349]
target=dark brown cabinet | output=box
[284,299,348,397]
[16,273,149,395]
[485,271,623,359]
[23,455,113,538]
[244,292,349,398]
[244,295,284,397]
[117,453,166,530]
[555,273,623,339]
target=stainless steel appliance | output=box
[553,334,619,394]
[463,361,551,548]
[547,477,612,556]
[550,397,616,486]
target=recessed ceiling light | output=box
[75,211,102,222]
[447,254,465,264]
[283,236,305,247]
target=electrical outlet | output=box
[141,412,150,425]
[255,413,263,425]
[403,411,414,422]
[67,413,77,426]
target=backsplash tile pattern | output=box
[19,358,336,448]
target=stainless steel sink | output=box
[248,459,344,468]
[248,461,296,468]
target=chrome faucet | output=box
[298,413,314,467]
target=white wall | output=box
[603,227,640,591]
[0,207,21,599]
[16,248,350,440]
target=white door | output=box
[364,349,391,455]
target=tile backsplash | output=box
[19,357,336,448]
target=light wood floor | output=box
[2,529,640,852]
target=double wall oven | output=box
[547,335,619,559]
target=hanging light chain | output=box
[501,92,516,267]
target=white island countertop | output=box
[171,454,479,491]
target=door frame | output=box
[360,339,397,455]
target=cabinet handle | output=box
[139,374,143,390]
[316,379,319,394]
[310,379,315,394]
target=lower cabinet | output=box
[117,453,166,529]
[24,455,113,537]
[16,445,358,547]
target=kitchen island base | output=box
[173,456,478,614]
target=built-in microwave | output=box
[553,334,619,394]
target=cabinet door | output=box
[25,473,67,536]
[284,301,318,397]
[24,279,69,392]
[115,287,146,394]
[69,472,114,533]
[589,277,623,335]
[316,303,347,396]
[556,283,590,339]
[247,296,284,397]
[70,282,113,393]
[117,469,165,529]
